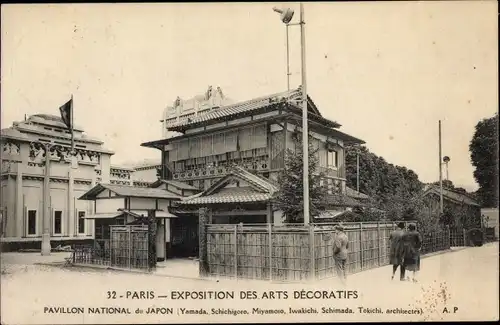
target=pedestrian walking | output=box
[401,223,422,282]
[333,224,349,283]
[389,222,406,281]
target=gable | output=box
[205,174,267,196]
[422,187,479,207]
[96,189,119,198]
[189,166,277,199]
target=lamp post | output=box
[442,156,450,181]
[30,140,56,255]
[438,120,443,214]
[273,4,310,225]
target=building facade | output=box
[144,86,365,202]
[0,114,161,248]
[481,207,499,239]
[422,185,482,229]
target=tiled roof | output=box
[79,183,181,200]
[180,187,272,205]
[324,193,365,207]
[156,179,200,191]
[317,210,357,219]
[29,114,84,132]
[207,165,278,194]
[0,127,30,141]
[345,187,370,200]
[166,88,341,131]
[180,166,277,205]
[423,185,479,207]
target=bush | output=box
[467,228,484,247]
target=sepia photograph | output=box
[0,1,498,324]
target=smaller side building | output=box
[78,183,181,261]
[422,185,481,229]
[481,207,499,239]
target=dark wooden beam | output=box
[213,210,268,217]
[171,103,286,133]
[166,113,291,142]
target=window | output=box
[53,211,62,235]
[78,211,86,234]
[27,210,37,235]
[327,150,338,168]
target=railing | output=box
[483,227,497,243]
[73,245,111,267]
[420,230,451,254]
[202,221,452,282]
[72,225,150,271]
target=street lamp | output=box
[272,7,295,91]
[442,156,451,181]
[273,4,310,225]
[29,140,59,256]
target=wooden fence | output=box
[202,221,452,282]
[73,225,150,271]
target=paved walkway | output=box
[1,243,498,323]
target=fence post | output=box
[198,208,209,277]
[234,224,238,279]
[128,226,132,269]
[309,224,315,281]
[463,228,467,246]
[109,228,113,267]
[377,221,381,266]
[359,222,363,271]
[447,226,451,249]
[268,223,272,282]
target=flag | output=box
[59,98,73,130]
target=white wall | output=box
[129,197,156,210]
[157,199,170,211]
[95,198,125,214]
[482,208,499,238]
[273,210,284,225]
[134,168,158,182]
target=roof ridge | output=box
[231,166,277,193]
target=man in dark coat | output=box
[402,223,422,282]
[389,222,406,280]
[333,224,349,284]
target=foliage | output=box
[408,196,441,234]
[274,138,328,223]
[469,113,499,208]
[439,206,455,227]
[345,145,424,221]
[344,143,482,233]
[430,180,468,194]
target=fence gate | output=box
[110,225,149,270]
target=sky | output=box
[1,2,498,191]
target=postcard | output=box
[1,2,498,324]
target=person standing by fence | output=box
[389,222,406,281]
[333,224,349,284]
[402,223,422,282]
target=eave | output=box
[141,111,292,148]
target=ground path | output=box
[1,243,498,323]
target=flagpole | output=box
[67,95,77,237]
[71,94,75,153]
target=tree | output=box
[274,138,327,223]
[431,179,455,190]
[345,145,424,220]
[469,114,499,208]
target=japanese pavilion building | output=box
[141,86,367,256]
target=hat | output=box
[335,224,345,231]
